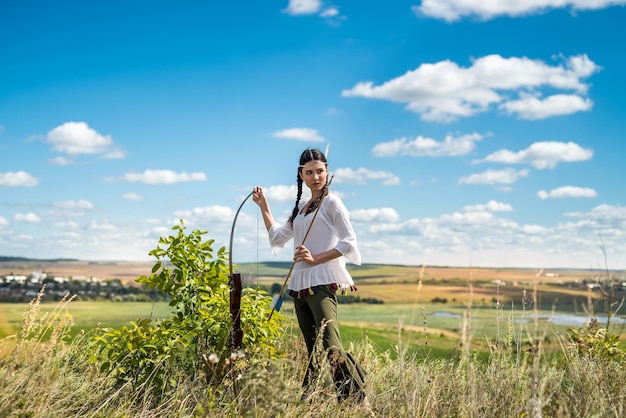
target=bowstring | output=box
[256,203,259,288]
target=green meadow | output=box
[2,262,626,417]
[2,262,623,357]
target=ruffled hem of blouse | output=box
[287,260,355,291]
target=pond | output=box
[430,311,626,327]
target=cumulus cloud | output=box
[173,205,235,223]
[14,213,41,223]
[477,141,593,169]
[523,224,548,234]
[123,192,144,201]
[0,171,38,187]
[565,204,626,220]
[372,132,483,157]
[283,0,322,15]
[46,121,125,157]
[334,167,400,185]
[87,220,118,231]
[464,200,513,212]
[273,128,325,142]
[103,147,127,159]
[320,7,339,17]
[107,169,208,184]
[54,200,95,209]
[342,54,600,122]
[538,186,598,199]
[53,221,79,228]
[351,208,400,223]
[500,94,593,120]
[49,156,74,166]
[413,0,626,22]
[459,168,529,185]
[262,185,300,202]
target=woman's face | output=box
[299,160,328,193]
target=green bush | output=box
[90,222,284,394]
[568,318,626,363]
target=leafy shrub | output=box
[568,318,626,363]
[90,222,283,393]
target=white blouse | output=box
[267,193,361,292]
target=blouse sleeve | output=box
[267,221,294,256]
[328,195,362,266]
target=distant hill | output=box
[0,256,79,262]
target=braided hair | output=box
[287,148,328,225]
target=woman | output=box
[252,148,368,404]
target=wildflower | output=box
[208,353,219,364]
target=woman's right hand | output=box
[252,186,266,208]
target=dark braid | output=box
[288,175,303,225]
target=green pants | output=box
[293,284,366,402]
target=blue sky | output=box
[2,0,626,269]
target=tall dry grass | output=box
[1,287,625,417]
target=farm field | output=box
[2,261,626,417]
[3,260,625,358]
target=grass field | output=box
[0,301,173,338]
[2,261,624,356]
[2,294,621,359]
[3,261,626,417]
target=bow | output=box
[267,175,334,321]
[228,190,253,351]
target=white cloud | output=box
[273,128,325,142]
[464,200,513,212]
[103,147,127,159]
[351,208,400,223]
[342,54,600,122]
[152,226,170,235]
[283,0,322,15]
[54,200,95,209]
[0,171,38,187]
[523,224,548,234]
[538,186,598,200]
[565,204,626,220]
[413,0,626,22]
[49,156,74,166]
[173,205,235,224]
[123,192,144,201]
[107,169,208,184]
[500,94,593,120]
[0,217,9,228]
[320,7,339,17]
[14,213,41,223]
[372,132,483,157]
[262,185,301,202]
[13,234,33,241]
[46,121,124,156]
[53,221,79,228]
[334,167,400,185]
[459,168,529,185]
[478,141,593,169]
[87,220,118,231]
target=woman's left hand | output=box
[294,245,315,264]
